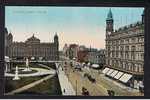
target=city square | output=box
[4,7,144,96]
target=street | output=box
[64,62,144,96]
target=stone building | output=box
[63,44,79,60]
[104,9,144,88]
[5,29,59,61]
[62,44,69,57]
[88,49,105,66]
[77,50,89,63]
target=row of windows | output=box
[89,55,105,58]
[88,60,105,64]
[107,60,143,72]
[12,50,57,55]
[11,47,58,57]
[107,51,144,61]
[106,44,144,51]
[107,36,144,45]
[12,47,56,52]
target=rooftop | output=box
[106,8,113,21]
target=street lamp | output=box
[76,80,77,95]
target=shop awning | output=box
[91,64,99,68]
[110,70,118,77]
[106,69,114,76]
[102,67,110,74]
[114,71,124,79]
[119,73,132,83]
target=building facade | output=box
[62,44,69,57]
[63,44,79,60]
[88,49,105,66]
[5,29,59,61]
[77,50,89,62]
[105,9,144,86]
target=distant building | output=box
[62,44,80,60]
[62,44,105,64]
[62,44,68,57]
[105,9,144,88]
[5,30,59,60]
[78,45,87,51]
[77,50,89,62]
[88,49,105,66]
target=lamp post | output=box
[76,80,77,95]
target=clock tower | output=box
[106,8,114,37]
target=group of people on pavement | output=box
[81,87,89,96]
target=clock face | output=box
[108,32,111,35]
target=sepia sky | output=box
[5,6,144,50]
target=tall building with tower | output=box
[5,29,59,61]
[104,9,144,88]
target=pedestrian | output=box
[85,90,89,96]
[85,89,89,96]
[63,89,66,93]
[107,90,111,96]
[107,90,115,96]
[110,90,115,96]
[81,87,86,95]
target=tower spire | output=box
[107,8,113,21]
[106,8,114,35]
[54,32,58,43]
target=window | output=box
[120,46,124,51]
[141,45,144,51]
[132,38,135,43]
[120,51,123,58]
[112,51,115,57]
[126,39,129,44]
[141,53,144,60]
[121,40,124,44]
[131,46,135,51]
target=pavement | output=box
[55,63,76,95]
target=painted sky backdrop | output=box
[5,6,144,50]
